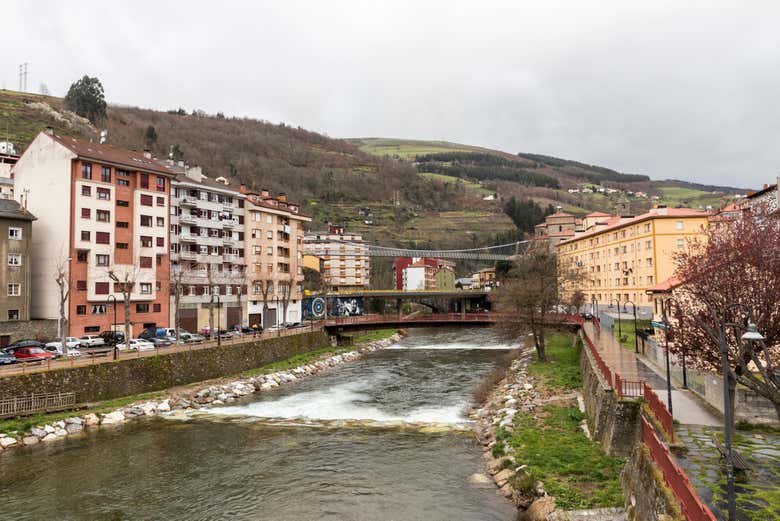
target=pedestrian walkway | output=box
[583,322,721,427]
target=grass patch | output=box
[612,319,652,351]
[505,332,624,509]
[473,349,522,405]
[351,329,397,344]
[508,405,625,509]
[528,333,582,390]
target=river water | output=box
[0,328,519,521]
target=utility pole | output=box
[18,63,28,92]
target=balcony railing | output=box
[179,197,198,207]
[179,214,197,224]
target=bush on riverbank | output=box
[473,348,521,406]
[505,333,624,510]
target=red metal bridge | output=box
[322,312,583,331]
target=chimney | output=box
[45,126,54,136]
[278,192,287,203]
[143,149,152,159]
[261,188,269,198]
[239,184,247,194]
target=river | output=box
[0,328,519,521]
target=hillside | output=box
[2,90,742,254]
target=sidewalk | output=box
[583,322,721,427]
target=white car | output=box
[79,335,106,347]
[116,339,155,352]
[45,337,81,350]
[43,342,82,358]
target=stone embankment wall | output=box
[0,319,57,344]
[579,338,640,457]
[0,331,329,404]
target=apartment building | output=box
[0,200,35,323]
[303,225,370,291]
[13,130,174,336]
[169,167,247,333]
[242,188,310,327]
[0,142,19,200]
[557,207,709,310]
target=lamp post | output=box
[659,299,675,416]
[623,300,639,354]
[216,293,221,347]
[107,294,118,360]
[609,297,622,338]
[663,297,688,389]
[275,295,281,337]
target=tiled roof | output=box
[557,208,708,245]
[646,276,683,293]
[172,172,243,194]
[547,211,574,218]
[585,211,611,217]
[48,132,175,176]
[0,199,36,221]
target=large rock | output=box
[65,416,83,425]
[0,436,17,448]
[101,410,126,425]
[30,427,47,438]
[156,400,171,413]
[523,497,556,521]
[65,423,83,435]
[41,433,58,442]
[83,413,100,426]
[22,436,40,446]
[494,468,514,487]
[53,428,68,437]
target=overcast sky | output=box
[4,1,779,188]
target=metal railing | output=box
[644,381,675,439]
[0,392,76,419]
[614,373,644,398]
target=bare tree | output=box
[108,265,140,345]
[54,257,71,356]
[279,251,299,325]
[491,250,577,361]
[257,279,273,327]
[170,263,186,340]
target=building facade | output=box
[169,167,247,333]
[557,207,709,310]
[13,131,173,336]
[303,225,370,291]
[243,189,310,328]
[0,200,35,323]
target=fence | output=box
[644,381,675,439]
[641,418,717,521]
[582,331,613,386]
[0,392,76,419]
[614,373,644,398]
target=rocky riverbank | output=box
[0,331,405,453]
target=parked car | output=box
[13,347,56,362]
[45,337,81,350]
[179,333,205,344]
[231,325,252,334]
[79,335,106,348]
[44,344,81,358]
[99,331,125,346]
[150,337,172,348]
[4,339,46,353]
[285,322,304,329]
[116,339,155,352]
[582,313,594,321]
[0,352,17,365]
[216,330,233,340]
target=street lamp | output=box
[275,295,281,337]
[107,294,118,360]
[216,293,221,347]
[663,298,688,389]
[623,300,639,354]
[659,298,676,415]
[609,297,622,338]
[719,304,758,521]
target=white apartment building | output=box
[303,224,370,291]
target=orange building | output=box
[13,130,175,336]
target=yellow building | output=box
[557,207,709,309]
[302,255,323,272]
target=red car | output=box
[12,347,55,362]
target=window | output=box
[140,256,153,268]
[156,237,164,247]
[676,220,684,230]
[96,232,110,244]
[7,254,21,266]
[91,305,106,315]
[97,210,110,222]
[81,208,91,219]
[156,196,165,206]
[117,200,129,207]
[266,231,273,239]
[677,239,684,249]
[153,303,161,313]
[76,280,87,291]
[156,177,165,192]
[84,326,100,333]
[156,216,165,227]
[140,215,152,227]
[117,179,130,187]
[136,303,149,313]
[141,236,153,247]
[116,242,128,250]
[81,163,92,179]
[140,194,153,206]
[81,185,92,196]
[76,306,86,316]
[117,169,129,177]
[156,281,162,291]
[97,187,111,200]
[7,283,20,296]
[96,254,110,266]
[101,166,111,182]
[139,283,152,294]
[266,215,273,224]
[117,221,129,228]
[267,246,273,256]
[81,231,91,242]
[95,282,110,295]
[8,227,21,240]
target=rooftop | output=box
[646,275,683,293]
[0,199,36,222]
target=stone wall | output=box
[0,331,329,403]
[579,333,641,456]
[621,446,682,521]
[0,319,57,345]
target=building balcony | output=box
[179,234,197,243]
[179,251,197,260]
[222,218,238,229]
[179,197,198,208]
[224,254,245,264]
[223,238,237,247]
[179,214,197,224]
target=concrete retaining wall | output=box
[0,319,58,345]
[0,331,329,404]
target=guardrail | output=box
[0,392,76,418]
[642,417,717,521]
[643,381,675,438]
